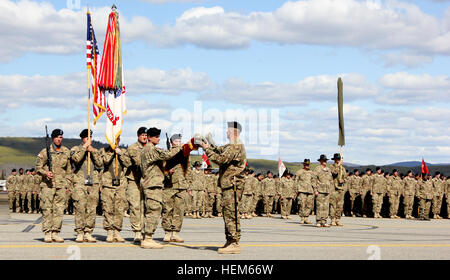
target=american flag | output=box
[87,12,106,125]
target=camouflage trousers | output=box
[216,192,222,213]
[222,187,243,243]
[101,186,126,231]
[252,195,262,213]
[65,189,72,211]
[8,191,15,210]
[72,183,99,234]
[162,188,187,232]
[192,190,204,212]
[280,198,293,216]
[41,187,66,233]
[316,193,329,224]
[126,180,144,232]
[264,195,274,214]
[389,194,400,217]
[298,192,314,218]
[14,191,21,210]
[240,194,253,214]
[432,195,443,215]
[143,187,163,236]
[21,192,32,212]
[349,193,360,214]
[329,189,345,219]
[360,189,371,215]
[32,193,40,212]
[372,193,384,216]
[403,195,415,217]
[185,190,193,213]
[419,198,432,219]
[204,192,216,213]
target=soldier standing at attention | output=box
[35,129,71,243]
[202,121,246,254]
[431,172,444,219]
[262,171,276,217]
[371,167,385,219]
[403,171,417,219]
[123,127,147,244]
[361,169,373,217]
[191,162,205,219]
[31,169,41,214]
[445,176,450,219]
[388,169,402,219]
[204,166,217,218]
[100,136,128,243]
[280,172,295,219]
[349,169,362,217]
[161,134,190,243]
[241,170,255,219]
[417,174,433,220]
[16,168,25,213]
[70,129,103,243]
[313,155,333,227]
[139,127,184,249]
[295,159,314,224]
[329,153,347,226]
[6,169,17,213]
[23,170,34,214]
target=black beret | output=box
[353,169,359,173]
[19,168,23,171]
[11,169,16,172]
[376,167,381,171]
[435,171,441,176]
[249,170,255,174]
[393,169,398,173]
[30,168,35,172]
[79,129,92,139]
[137,127,147,136]
[51,129,63,138]
[193,161,201,167]
[349,172,354,176]
[147,127,161,137]
[267,170,272,174]
[170,134,182,142]
[407,170,412,174]
[227,121,242,132]
[366,168,372,172]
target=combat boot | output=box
[336,220,343,226]
[113,230,125,243]
[251,212,257,217]
[321,223,330,228]
[133,232,143,244]
[218,242,241,254]
[141,235,164,249]
[106,230,114,243]
[287,216,292,220]
[218,213,223,217]
[299,218,305,224]
[44,232,52,243]
[171,232,184,243]
[304,219,312,224]
[84,232,97,243]
[163,231,172,242]
[316,223,322,227]
[51,232,64,243]
[330,219,336,226]
[208,212,214,218]
[201,212,207,218]
[75,233,84,243]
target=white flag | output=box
[278,156,286,177]
[105,77,127,149]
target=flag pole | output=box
[87,11,92,177]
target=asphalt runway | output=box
[0,211,449,260]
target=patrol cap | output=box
[331,153,341,161]
[51,129,63,138]
[137,127,147,136]
[147,127,161,137]
[303,159,311,165]
[317,154,328,162]
[79,129,92,139]
[170,134,182,142]
[227,121,242,132]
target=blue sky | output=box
[1,0,450,165]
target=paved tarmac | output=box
[0,210,449,260]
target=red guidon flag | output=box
[278,156,286,177]
[201,153,210,169]
[421,158,429,175]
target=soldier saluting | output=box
[201,121,247,254]
[35,129,71,243]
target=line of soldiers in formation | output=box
[6,122,247,254]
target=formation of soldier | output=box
[5,123,450,253]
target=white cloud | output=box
[382,52,433,68]
[140,0,203,3]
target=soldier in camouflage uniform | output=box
[100,136,128,243]
[403,171,417,219]
[185,162,199,217]
[241,170,255,219]
[387,169,403,219]
[140,127,185,249]
[431,172,444,219]
[191,162,205,219]
[202,121,246,254]
[161,134,190,243]
[16,168,25,213]
[348,170,362,217]
[295,159,314,224]
[6,169,17,213]
[214,172,222,217]
[417,174,433,220]
[445,176,450,219]
[280,172,295,219]
[22,170,34,213]
[371,167,386,218]
[123,127,147,243]
[262,171,276,217]
[31,169,41,213]
[203,167,217,218]
[70,129,103,243]
[35,129,71,243]
[361,169,373,217]
[329,153,347,226]
[252,173,264,217]
[313,155,333,227]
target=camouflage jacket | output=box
[295,168,314,194]
[124,141,146,183]
[417,179,433,200]
[15,174,25,192]
[403,177,417,196]
[205,139,246,190]
[262,178,276,196]
[36,144,71,189]
[432,178,444,197]
[329,163,347,190]
[6,175,16,192]
[33,174,42,193]
[140,143,182,189]
[163,146,190,189]
[70,144,102,185]
[349,175,363,194]
[24,174,34,192]
[204,174,217,193]
[388,176,403,196]
[312,165,333,194]
[280,177,296,198]
[372,173,386,194]
[190,170,205,191]
[243,175,254,195]
[361,174,373,191]
[100,147,127,188]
